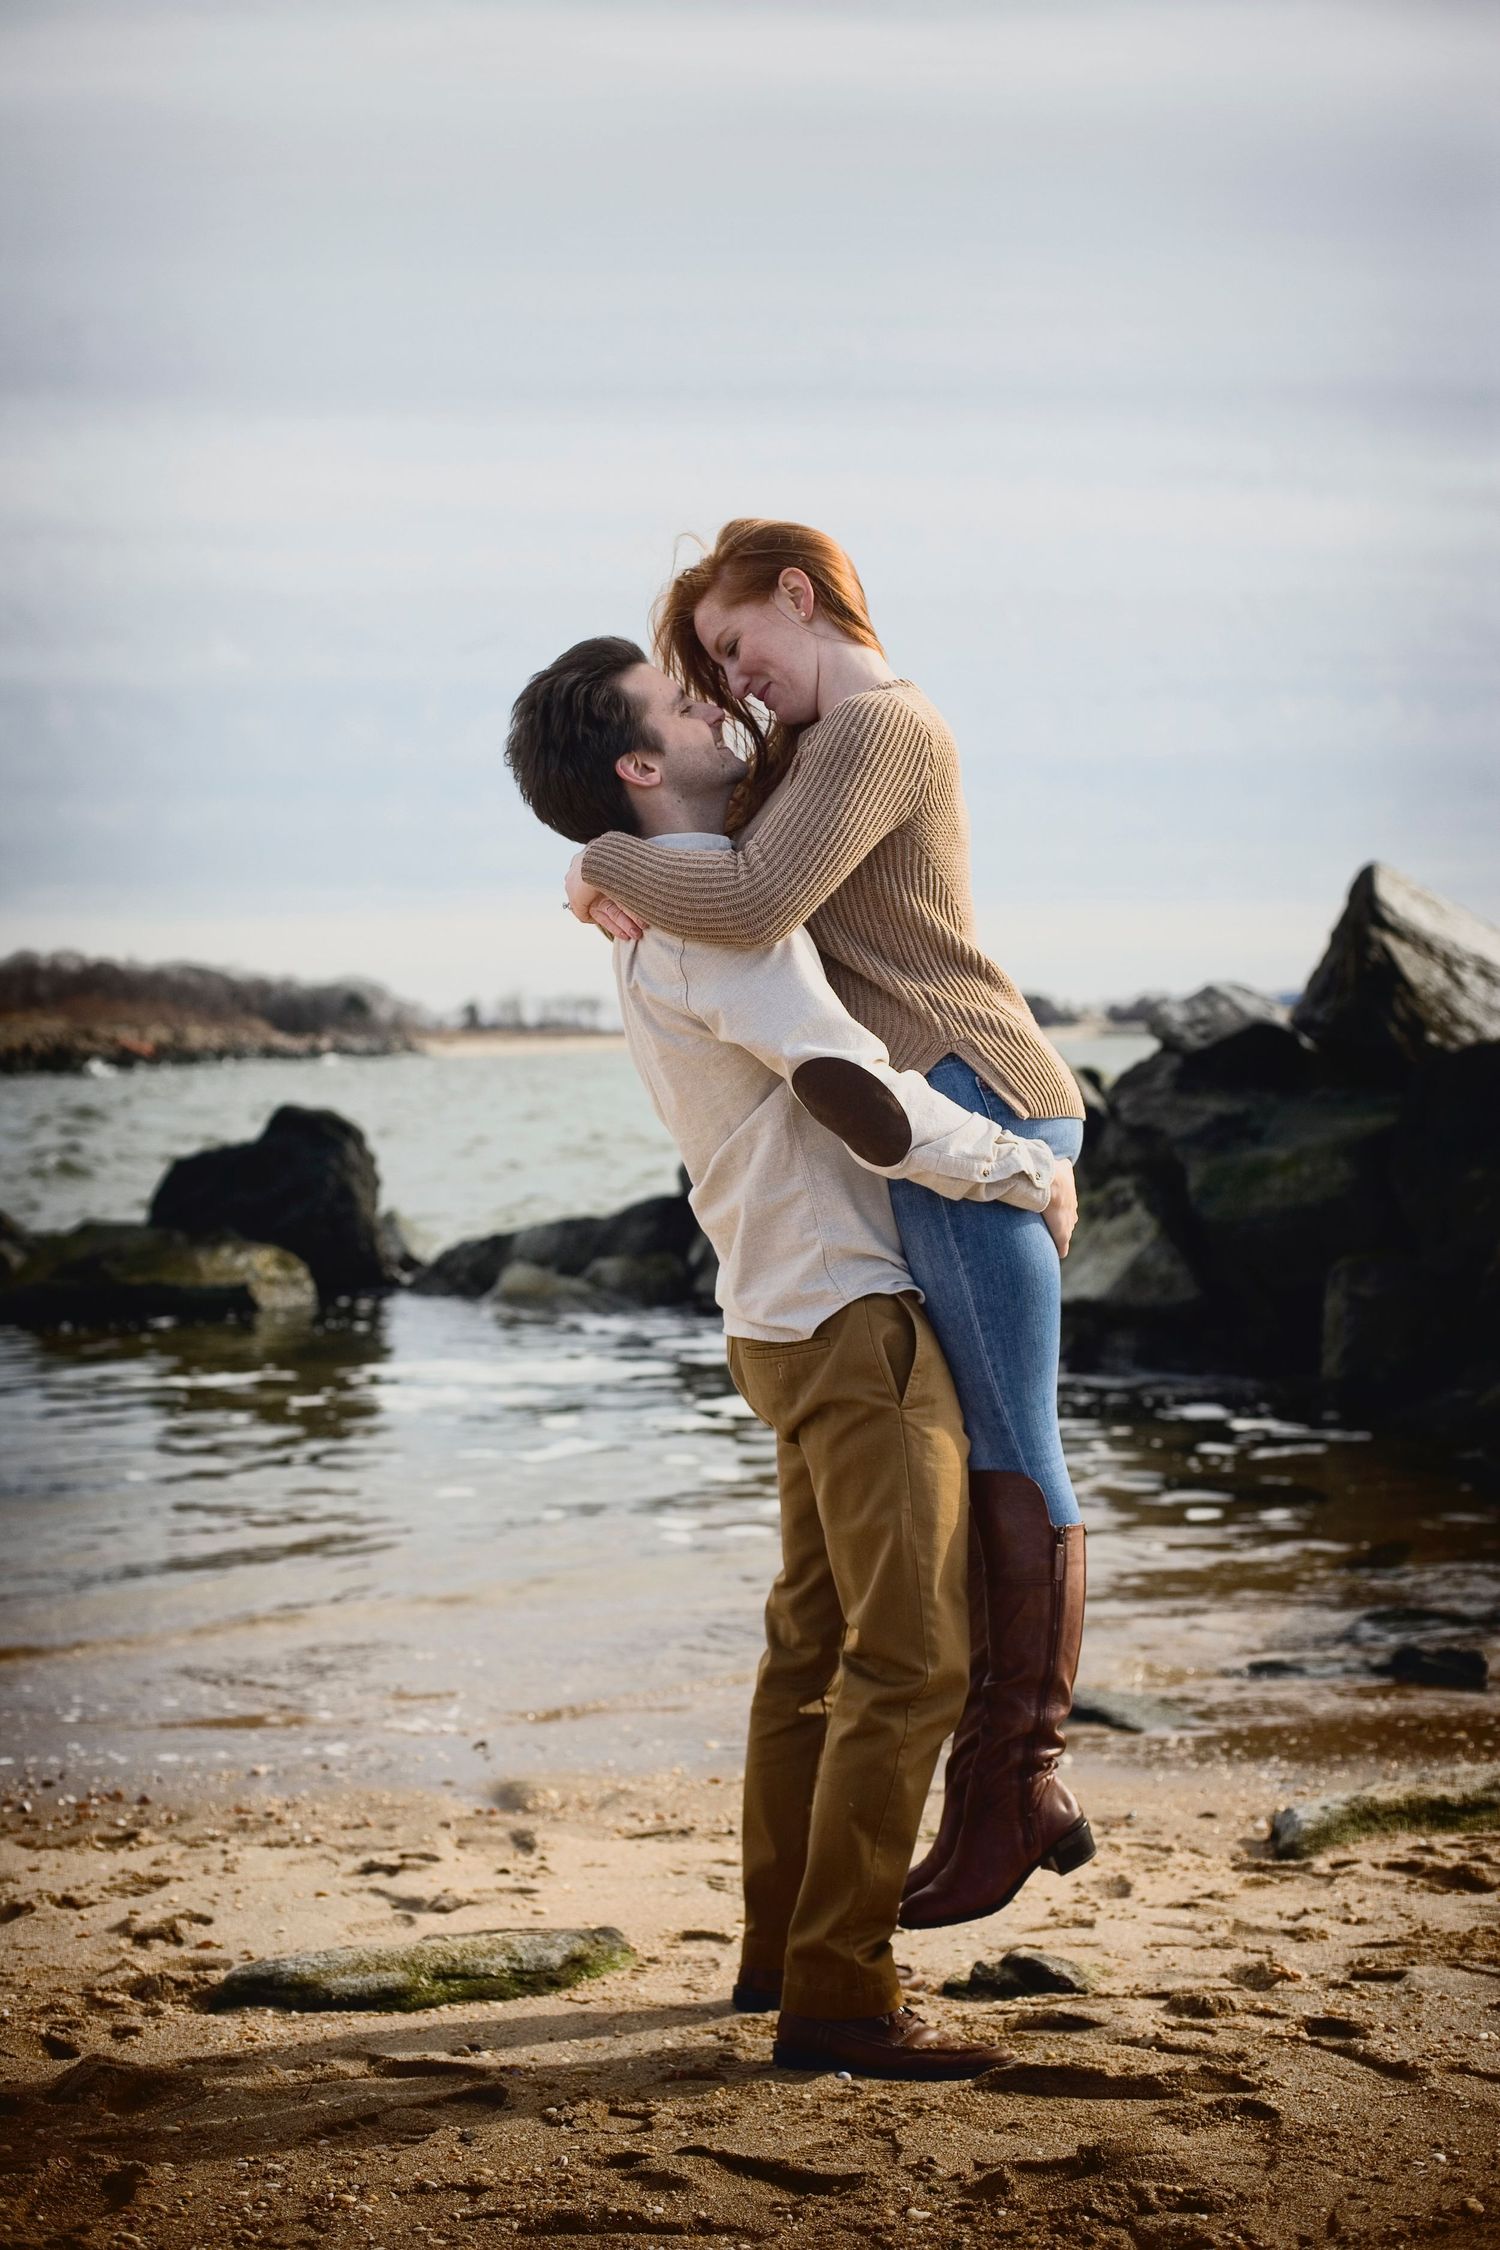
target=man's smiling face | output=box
[619,662,744,809]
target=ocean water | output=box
[2,1044,1496,1794]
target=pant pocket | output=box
[866,1292,923,1409]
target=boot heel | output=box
[1042,1818,1096,1875]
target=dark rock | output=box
[593,1194,699,1262]
[1147,982,1288,1052]
[0,1210,33,1278]
[944,1948,1095,1999]
[210,1926,633,2011]
[687,1230,719,1309]
[0,1224,316,1328]
[581,1252,690,1306]
[1091,1046,1404,1372]
[1395,1039,1500,1298]
[1076,1065,1109,1134]
[1062,1176,1202,1320]
[410,1232,515,1298]
[1146,984,1313,1089]
[1292,862,1500,1077]
[508,1215,607,1275]
[1070,1688,1196,1733]
[1321,1253,1446,1402]
[1343,1603,1475,1646]
[149,1105,395,1302]
[1382,1644,1489,1691]
[1174,1086,1402,1317]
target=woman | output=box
[567,520,1094,1928]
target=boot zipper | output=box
[1027,1530,1068,1850]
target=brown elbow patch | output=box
[791,1058,913,1167]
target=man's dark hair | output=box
[505,635,651,844]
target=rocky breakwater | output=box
[412,1181,716,1313]
[1063,862,1500,1442]
[0,1105,412,1328]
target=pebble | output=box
[835,2070,852,2082]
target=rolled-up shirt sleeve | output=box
[684,930,1056,1209]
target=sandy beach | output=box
[3,1731,1497,2249]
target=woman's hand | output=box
[1042,1156,1078,1259]
[566,851,645,943]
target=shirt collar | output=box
[650,831,734,853]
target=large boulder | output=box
[149,1106,395,1303]
[0,1223,316,1327]
[507,1214,607,1274]
[499,1195,702,1307]
[1321,1253,1446,1405]
[1146,982,1289,1053]
[0,1210,33,1279]
[1292,862,1500,1078]
[1394,1040,1500,1299]
[1063,1176,1202,1314]
[1145,983,1311,1091]
[410,1231,515,1298]
[581,1251,692,1305]
[1076,1046,1405,1374]
[1179,1085,1403,1302]
[593,1194,700,1263]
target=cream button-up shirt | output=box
[613,833,1057,1343]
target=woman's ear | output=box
[778,567,816,625]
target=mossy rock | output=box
[1271,1771,1500,1859]
[209,1926,633,2012]
[0,1223,316,1328]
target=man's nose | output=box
[694,698,726,725]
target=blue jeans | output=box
[889,1055,1085,1528]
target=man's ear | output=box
[615,748,664,791]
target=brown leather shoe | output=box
[773,2003,1016,2080]
[900,1473,1095,1930]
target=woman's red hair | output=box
[651,519,885,829]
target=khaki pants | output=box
[726,1291,970,2018]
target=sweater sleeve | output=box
[578,688,931,947]
[684,931,1056,1208]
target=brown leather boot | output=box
[901,1511,987,1899]
[773,2004,1016,2080]
[898,1471,1094,1930]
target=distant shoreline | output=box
[0,1013,1152,1075]
[418,1029,627,1056]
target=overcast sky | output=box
[1,0,1496,1014]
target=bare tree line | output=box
[0,950,423,1036]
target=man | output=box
[506,638,1075,2080]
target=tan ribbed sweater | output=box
[581,679,1086,1123]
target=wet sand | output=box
[3,1735,1497,2248]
